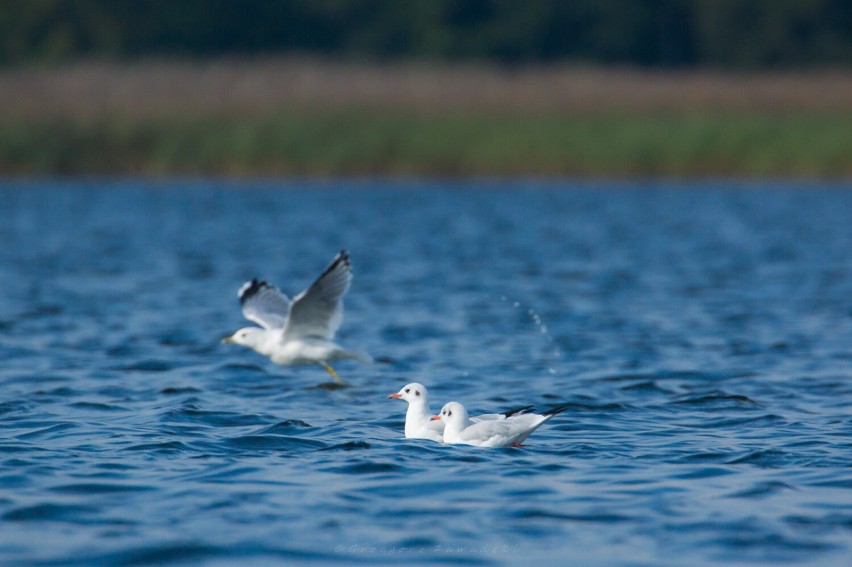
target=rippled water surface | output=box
[2,179,852,566]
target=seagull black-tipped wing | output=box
[238,279,291,330]
[282,250,352,341]
[542,403,572,417]
[471,404,535,423]
[501,405,535,418]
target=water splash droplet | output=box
[501,295,564,377]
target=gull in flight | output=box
[432,401,568,447]
[388,382,533,442]
[222,250,370,384]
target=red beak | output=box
[430,415,441,421]
[387,393,402,399]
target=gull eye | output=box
[404,388,410,393]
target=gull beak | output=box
[221,336,234,344]
[387,393,402,399]
[430,415,441,421]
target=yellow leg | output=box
[320,362,345,385]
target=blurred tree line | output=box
[1,0,851,68]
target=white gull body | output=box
[388,383,533,442]
[434,401,567,448]
[222,250,370,383]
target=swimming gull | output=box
[432,401,567,447]
[388,382,533,442]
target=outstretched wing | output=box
[238,279,290,330]
[283,250,352,341]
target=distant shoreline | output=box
[2,58,851,177]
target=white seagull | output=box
[432,401,568,448]
[388,382,533,442]
[222,250,370,384]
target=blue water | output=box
[2,179,852,566]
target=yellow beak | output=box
[221,336,234,344]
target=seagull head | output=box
[221,327,264,349]
[388,382,429,405]
[433,401,468,426]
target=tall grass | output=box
[2,110,849,176]
[1,60,851,176]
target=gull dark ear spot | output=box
[448,410,452,417]
[415,390,420,396]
